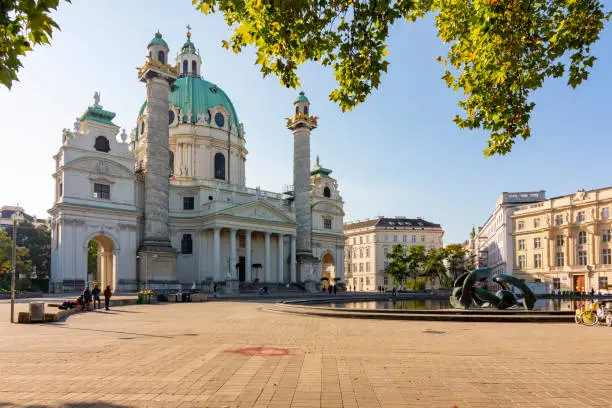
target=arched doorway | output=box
[321,252,335,291]
[86,236,116,291]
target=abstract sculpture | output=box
[450,268,537,310]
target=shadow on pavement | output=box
[38,325,174,339]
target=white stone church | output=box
[48,30,345,293]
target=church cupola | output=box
[178,26,201,77]
[148,31,169,64]
[294,91,310,116]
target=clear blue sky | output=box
[1,1,610,244]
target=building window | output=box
[553,278,561,290]
[93,183,110,200]
[366,263,371,272]
[534,238,541,249]
[556,252,564,267]
[182,60,188,75]
[366,277,370,286]
[534,218,540,228]
[323,187,331,198]
[534,254,542,268]
[518,240,525,250]
[323,217,332,229]
[393,235,397,242]
[158,50,165,64]
[578,231,587,245]
[603,208,610,220]
[518,221,524,230]
[183,197,194,210]
[365,247,370,257]
[352,263,357,273]
[577,211,585,222]
[599,276,608,289]
[421,235,425,242]
[403,235,407,243]
[359,263,364,272]
[347,264,351,273]
[359,237,363,244]
[359,248,363,258]
[384,235,388,242]
[383,246,389,256]
[181,234,193,254]
[603,249,611,265]
[140,122,145,135]
[555,215,563,226]
[383,276,389,285]
[578,250,587,266]
[214,153,225,180]
[59,183,63,197]
[412,235,416,243]
[518,255,525,269]
[602,230,611,242]
[556,235,564,247]
[352,238,356,245]
[191,60,197,74]
[94,136,111,153]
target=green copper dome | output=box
[148,32,168,48]
[295,91,309,103]
[181,39,197,54]
[139,76,240,132]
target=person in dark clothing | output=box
[333,285,337,295]
[92,285,101,309]
[103,285,112,311]
[82,287,92,311]
[263,285,268,295]
[328,285,333,295]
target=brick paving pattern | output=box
[0,301,610,408]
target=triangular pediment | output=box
[216,200,296,224]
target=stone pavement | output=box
[0,301,611,408]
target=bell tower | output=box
[287,91,319,287]
[136,31,179,288]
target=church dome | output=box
[181,39,197,55]
[139,76,240,131]
[148,32,168,48]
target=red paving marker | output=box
[226,346,292,357]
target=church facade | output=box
[48,30,345,293]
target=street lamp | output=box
[10,210,24,323]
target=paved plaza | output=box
[1,300,611,408]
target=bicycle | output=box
[575,302,612,326]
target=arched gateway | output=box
[87,235,116,291]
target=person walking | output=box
[92,285,101,309]
[333,284,337,295]
[103,285,112,311]
[82,287,92,311]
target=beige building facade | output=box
[511,187,612,293]
[343,216,444,291]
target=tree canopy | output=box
[0,0,69,89]
[194,0,610,156]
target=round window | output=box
[168,110,175,125]
[214,112,225,128]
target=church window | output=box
[58,183,63,197]
[304,105,309,115]
[182,60,188,75]
[94,183,110,200]
[323,187,331,198]
[181,234,193,254]
[323,217,332,229]
[295,106,299,115]
[183,197,194,210]
[168,110,175,125]
[214,112,225,128]
[214,153,225,180]
[94,136,111,153]
[158,50,165,64]
[140,122,145,135]
[191,60,197,75]
[169,151,174,176]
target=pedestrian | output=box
[103,285,112,310]
[263,285,268,295]
[82,287,92,311]
[333,285,337,295]
[92,285,101,309]
[328,285,333,295]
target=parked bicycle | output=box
[575,302,612,326]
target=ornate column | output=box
[264,232,271,282]
[278,233,284,283]
[245,230,252,282]
[230,228,237,279]
[290,235,297,283]
[213,228,221,281]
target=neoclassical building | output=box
[343,216,444,291]
[48,29,345,292]
[511,187,612,293]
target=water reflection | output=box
[326,299,612,311]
